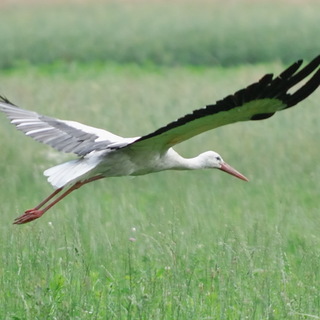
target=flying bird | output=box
[0,55,319,224]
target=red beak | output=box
[219,162,249,182]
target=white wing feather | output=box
[0,98,129,155]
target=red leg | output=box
[25,188,63,212]
[13,175,104,225]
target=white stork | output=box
[0,55,319,224]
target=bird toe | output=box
[13,209,44,225]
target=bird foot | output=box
[13,209,44,225]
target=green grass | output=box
[0,0,319,69]
[0,61,320,319]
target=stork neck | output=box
[178,156,205,170]
[165,150,206,170]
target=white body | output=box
[44,148,224,189]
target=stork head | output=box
[201,151,249,182]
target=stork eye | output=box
[216,156,221,161]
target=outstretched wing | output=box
[125,55,320,151]
[0,98,125,156]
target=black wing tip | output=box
[0,95,10,103]
[250,55,320,111]
[217,55,319,113]
[287,68,320,107]
[0,94,15,106]
[283,55,320,108]
[306,54,320,67]
[278,59,303,79]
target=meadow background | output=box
[0,0,320,319]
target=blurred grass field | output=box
[0,1,320,319]
[0,0,319,68]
